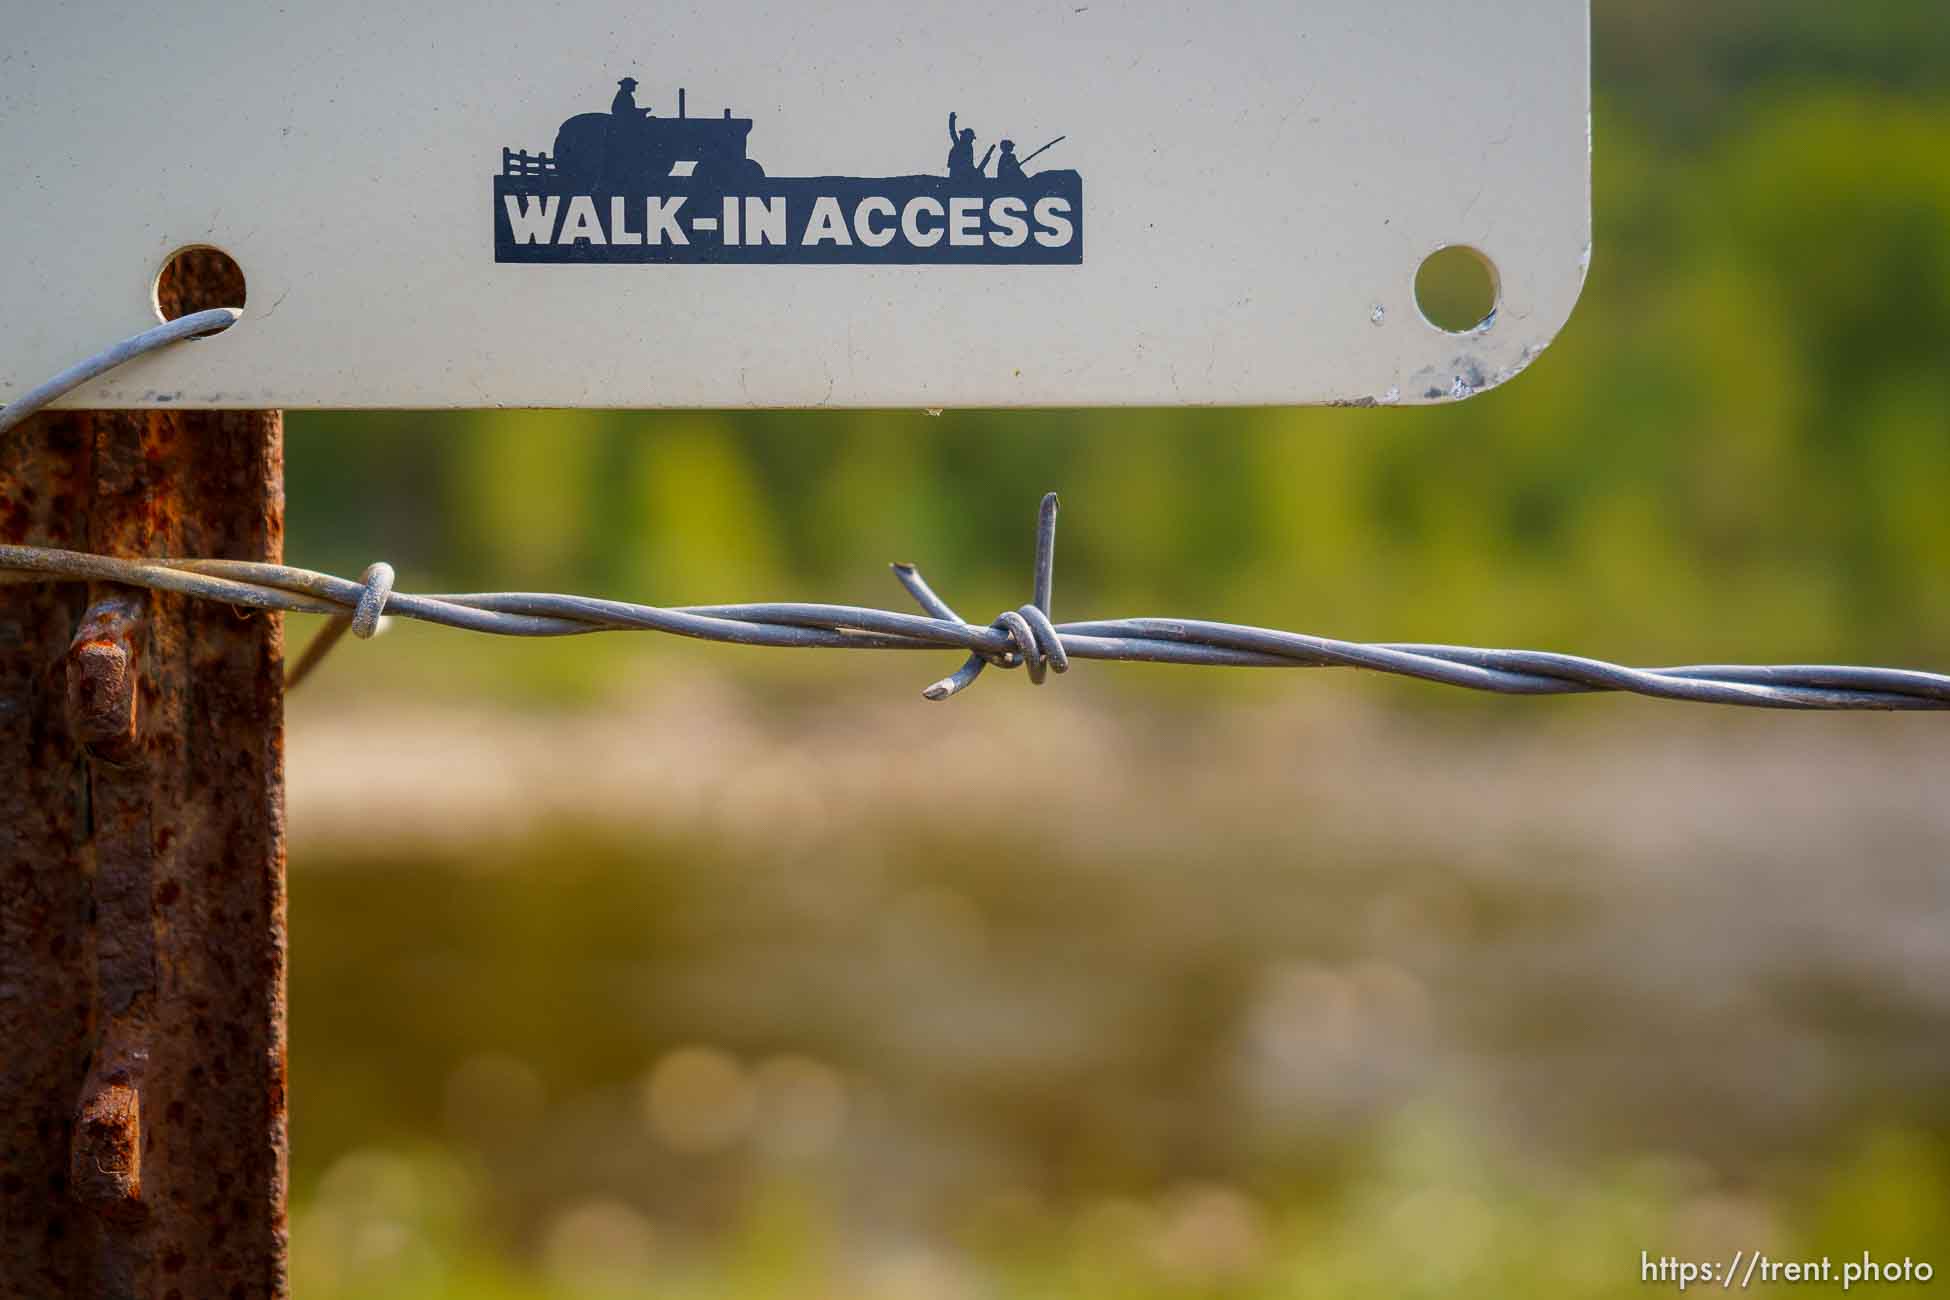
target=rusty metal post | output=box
[1,256,288,1297]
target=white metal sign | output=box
[0,1,1588,409]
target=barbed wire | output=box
[2,506,1949,706]
[5,316,1949,708]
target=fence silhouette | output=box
[501,147,557,178]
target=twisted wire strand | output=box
[4,312,1947,708]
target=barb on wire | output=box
[282,563,395,691]
[5,310,1949,710]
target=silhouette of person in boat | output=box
[947,111,994,181]
[994,140,1025,184]
[611,77,651,119]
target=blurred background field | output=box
[281,3,1950,1295]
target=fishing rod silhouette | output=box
[1017,135,1066,168]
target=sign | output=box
[494,98,1083,265]
[0,1,1589,408]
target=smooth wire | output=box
[0,308,240,435]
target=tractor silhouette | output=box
[552,86,766,190]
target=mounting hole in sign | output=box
[1413,245,1498,333]
[154,246,246,323]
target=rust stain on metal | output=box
[2,250,288,1298]
[65,596,143,766]
[70,1081,142,1215]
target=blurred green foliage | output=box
[284,805,1950,1299]
[290,1119,1950,1299]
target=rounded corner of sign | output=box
[1437,248,1594,405]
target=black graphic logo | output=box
[494,78,1081,265]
